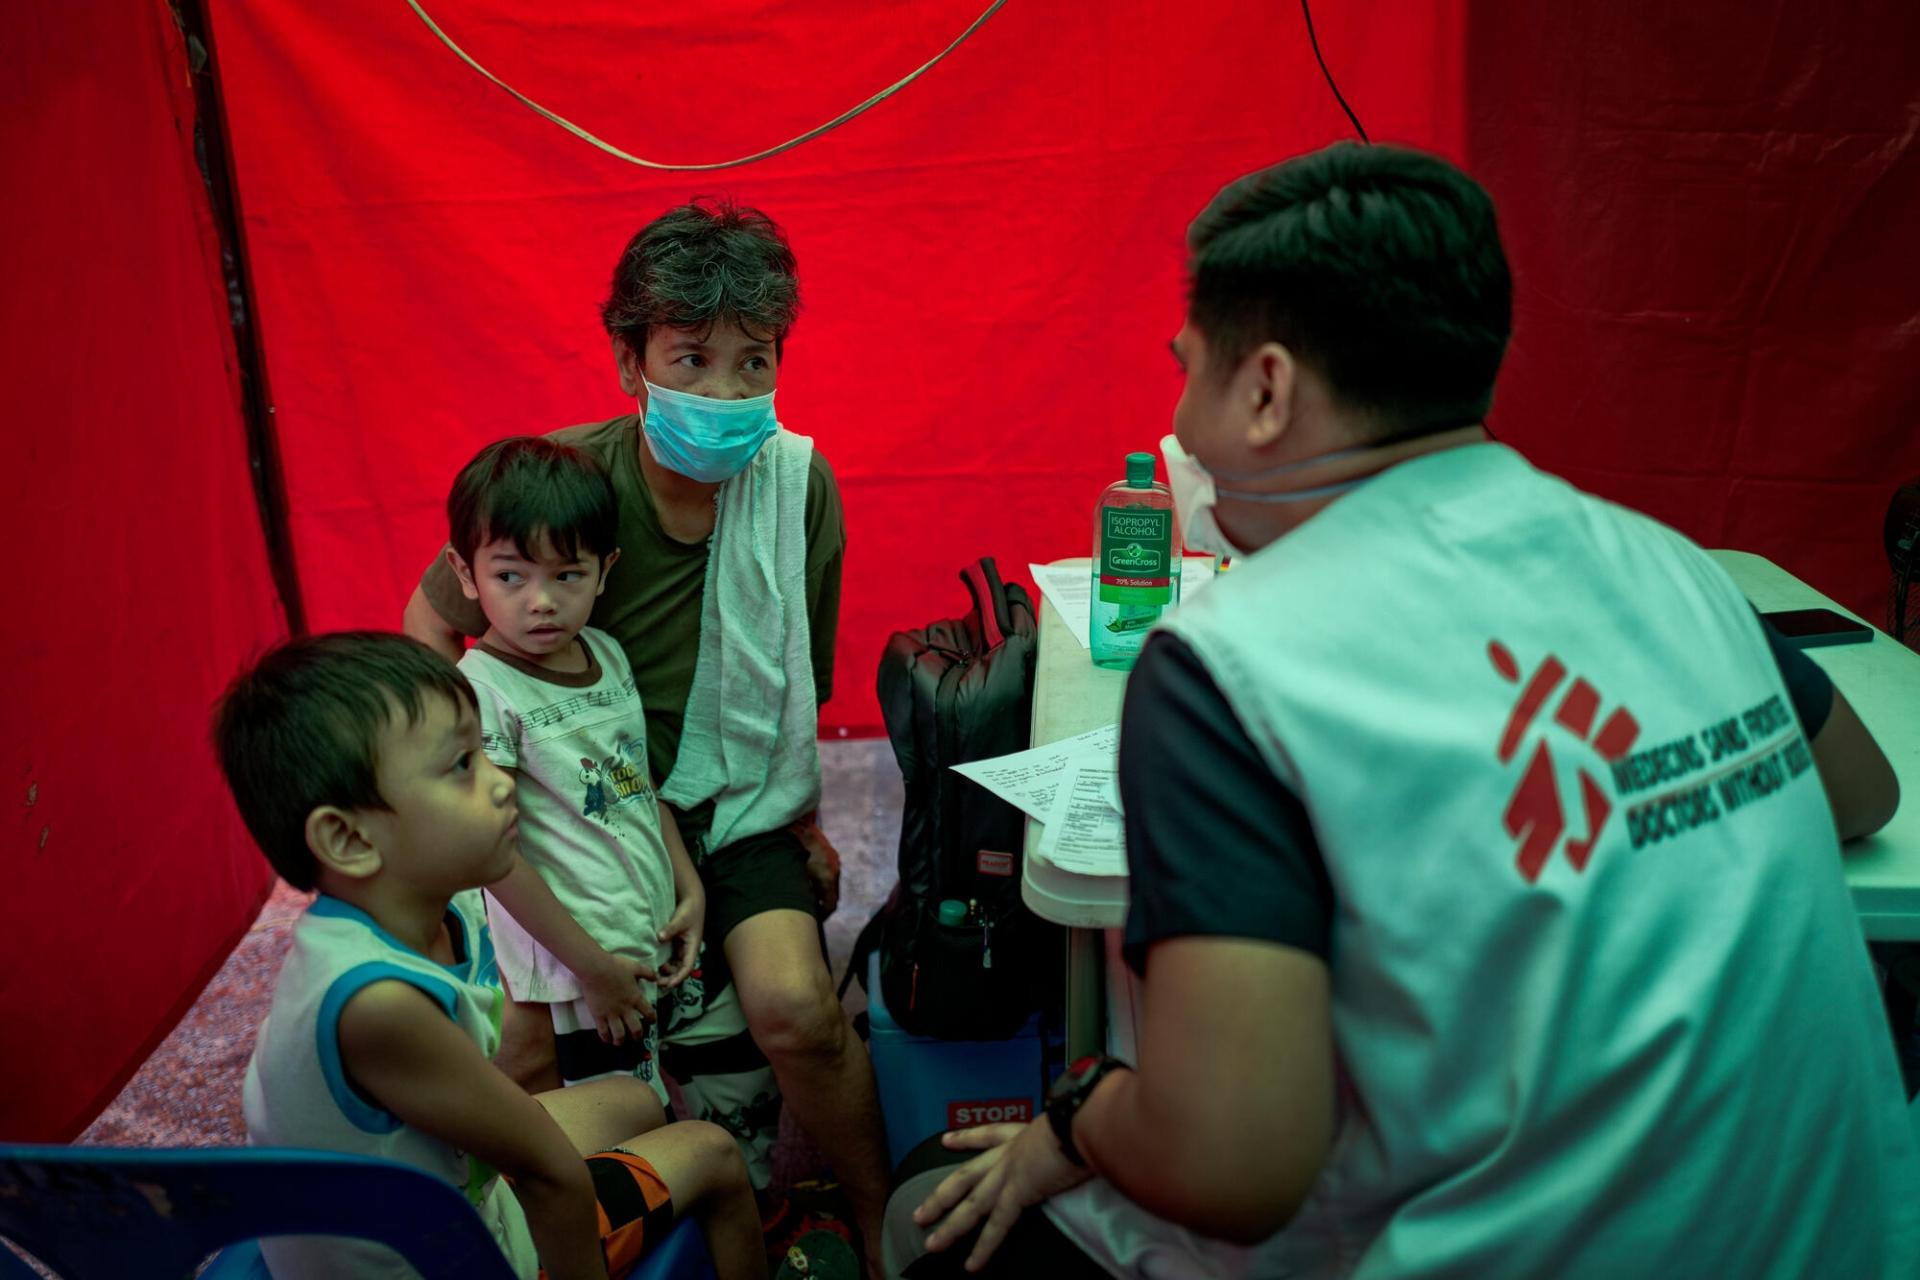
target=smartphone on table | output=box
[1761,607,1873,649]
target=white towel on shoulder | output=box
[659,427,822,853]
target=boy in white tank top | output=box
[216,631,766,1278]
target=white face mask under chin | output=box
[1161,434,1368,560]
[1163,435,1248,560]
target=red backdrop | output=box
[9,0,1918,1139]
[1468,2,1920,622]
[205,0,1465,737]
[1,4,285,1139]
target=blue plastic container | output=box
[865,952,1044,1169]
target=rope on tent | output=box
[403,0,1010,171]
[1301,0,1368,143]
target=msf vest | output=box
[1161,444,1919,1279]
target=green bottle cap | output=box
[937,899,968,926]
[1125,451,1156,488]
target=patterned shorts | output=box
[566,1149,675,1278]
[551,992,669,1110]
[661,948,782,1190]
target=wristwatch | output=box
[1044,1054,1129,1167]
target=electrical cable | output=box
[404,0,1008,171]
[1300,0,1368,142]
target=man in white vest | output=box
[907,142,1920,1277]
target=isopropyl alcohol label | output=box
[1099,506,1173,604]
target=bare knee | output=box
[669,1119,753,1209]
[598,1075,667,1137]
[744,978,847,1062]
[691,1119,751,1187]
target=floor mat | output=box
[765,1178,862,1279]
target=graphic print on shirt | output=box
[578,732,655,824]
[637,1028,658,1083]
[1491,639,1820,882]
[663,943,712,1033]
[1489,640,1643,882]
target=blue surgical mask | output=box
[640,378,778,483]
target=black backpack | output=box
[847,557,1060,1039]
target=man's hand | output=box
[912,1120,1093,1271]
[577,948,656,1045]
[789,815,842,917]
[656,886,705,990]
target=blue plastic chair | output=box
[0,1144,716,1280]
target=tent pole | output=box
[173,0,308,636]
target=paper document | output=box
[1036,760,1129,876]
[1029,558,1218,650]
[951,724,1118,821]
[1029,562,1096,649]
[951,724,1128,876]
[1180,556,1217,599]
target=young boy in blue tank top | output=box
[216,632,766,1279]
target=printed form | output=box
[1028,558,1218,650]
[952,725,1128,876]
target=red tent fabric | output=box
[204,0,1465,737]
[9,0,1917,1141]
[1468,1,1920,624]
[1,4,285,1139]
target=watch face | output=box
[1049,1055,1106,1102]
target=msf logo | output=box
[1489,641,1641,883]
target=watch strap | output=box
[1045,1055,1128,1167]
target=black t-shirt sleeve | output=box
[1757,614,1836,738]
[1119,632,1333,975]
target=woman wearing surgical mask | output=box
[405,200,892,1278]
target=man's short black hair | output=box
[601,198,801,359]
[1187,142,1512,433]
[447,436,618,567]
[211,632,476,891]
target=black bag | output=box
[847,557,1060,1039]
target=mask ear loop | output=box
[1204,417,1485,485]
[1215,476,1368,504]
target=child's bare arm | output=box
[337,979,608,1280]
[490,849,656,1040]
[655,800,705,989]
[476,750,654,1041]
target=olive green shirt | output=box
[422,414,845,846]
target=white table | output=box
[1020,550,1920,1054]
[1019,559,1128,1056]
[1712,551,1920,938]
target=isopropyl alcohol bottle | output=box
[1091,451,1182,669]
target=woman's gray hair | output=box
[601,199,800,355]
